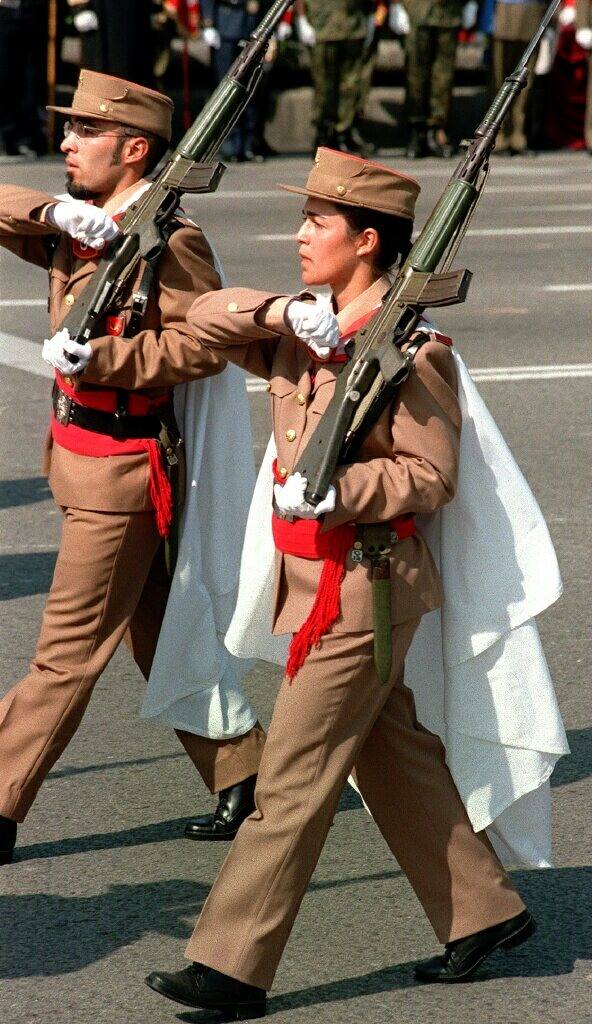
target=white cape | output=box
[225,348,569,866]
[141,243,258,740]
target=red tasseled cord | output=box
[144,439,173,538]
[285,526,353,681]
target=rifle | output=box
[295,0,561,506]
[61,0,295,350]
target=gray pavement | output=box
[0,151,591,1024]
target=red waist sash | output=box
[271,459,416,680]
[51,372,173,537]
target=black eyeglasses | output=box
[63,119,133,140]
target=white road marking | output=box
[0,332,52,378]
[256,225,592,241]
[0,299,47,307]
[246,364,592,390]
[542,284,592,292]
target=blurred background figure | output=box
[402,0,470,158]
[67,0,155,86]
[491,0,547,153]
[0,0,48,156]
[352,0,391,154]
[575,0,592,150]
[200,0,274,162]
[542,2,588,149]
[298,0,374,153]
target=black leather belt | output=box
[52,383,163,440]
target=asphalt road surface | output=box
[0,151,591,1024]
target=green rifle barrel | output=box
[177,78,248,161]
[407,179,477,273]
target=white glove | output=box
[42,327,92,375]
[285,295,340,359]
[73,9,99,31]
[534,26,557,75]
[557,4,576,26]
[296,15,316,46]
[388,2,410,35]
[274,471,336,520]
[462,0,478,30]
[576,26,592,49]
[47,201,120,249]
[202,26,221,48]
[276,20,292,41]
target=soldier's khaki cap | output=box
[47,70,174,142]
[280,147,420,221]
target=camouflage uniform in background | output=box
[404,0,462,152]
[306,0,374,149]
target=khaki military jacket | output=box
[187,276,461,633]
[0,182,224,512]
[304,0,373,41]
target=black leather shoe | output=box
[0,815,17,865]
[145,962,266,1019]
[426,127,455,159]
[184,774,257,841]
[406,127,429,159]
[414,909,536,983]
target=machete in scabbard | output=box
[61,0,296,350]
[295,0,561,507]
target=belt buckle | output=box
[55,391,73,426]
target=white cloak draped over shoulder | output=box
[141,242,258,740]
[225,346,569,867]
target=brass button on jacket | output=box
[64,293,75,306]
[285,429,297,442]
[296,392,306,405]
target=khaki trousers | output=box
[186,620,524,990]
[492,39,535,151]
[0,507,265,822]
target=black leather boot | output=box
[145,962,267,1019]
[414,909,536,982]
[406,126,429,159]
[0,815,17,865]
[184,774,257,841]
[426,126,455,159]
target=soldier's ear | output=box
[123,135,150,169]
[355,227,380,260]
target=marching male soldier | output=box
[300,0,374,152]
[200,0,274,161]
[403,0,464,157]
[0,70,265,867]
[491,0,547,153]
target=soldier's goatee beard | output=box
[66,175,99,202]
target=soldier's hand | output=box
[42,328,92,375]
[388,2,410,35]
[274,472,336,520]
[296,15,316,46]
[285,295,340,359]
[576,27,592,49]
[202,26,221,49]
[47,201,120,249]
[73,8,99,32]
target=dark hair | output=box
[341,206,413,273]
[110,130,169,175]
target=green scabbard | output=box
[372,573,392,684]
